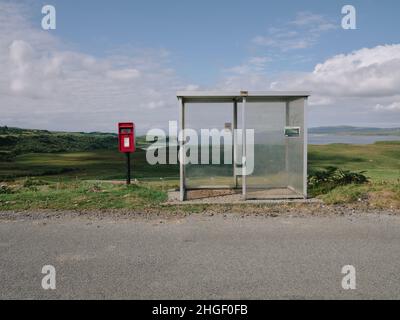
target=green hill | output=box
[0,126,118,161]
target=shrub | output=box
[308,166,368,196]
[0,150,16,162]
[23,178,49,188]
[0,184,13,194]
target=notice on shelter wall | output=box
[284,127,301,137]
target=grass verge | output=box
[0,179,168,210]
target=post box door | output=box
[118,123,135,153]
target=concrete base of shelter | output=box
[167,189,321,204]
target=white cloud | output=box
[252,12,337,51]
[183,84,200,91]
[290,11,336,30]
[253,35,311,50]
[106,69,141,81]
[0,2,186,133]
[225,56,270,75]
[282,44,400,100]
[219,44,400,126]
[374,102,400,112]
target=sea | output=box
[308,134,400,145]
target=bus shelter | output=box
[177,91,310,201]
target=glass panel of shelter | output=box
[182,97,305,200]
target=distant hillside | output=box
[309,126,400,136]
[0,126,118,161]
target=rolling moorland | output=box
[0,126,399,211]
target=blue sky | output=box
[39,0,399,84]
[1,0,400,131]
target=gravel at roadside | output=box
[0,203,399,222]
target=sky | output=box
[1,0,400,133]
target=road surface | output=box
[1,212,400,299]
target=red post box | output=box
[118,122,135,153]
[118,122,135,185]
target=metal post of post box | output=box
[126,152,131,185]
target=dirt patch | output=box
[170,188,306,203]
[368,190,400,209]
[186,189,238,200]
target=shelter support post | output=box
[303,97,308,199]
[242,97,247,200]
[233,100,238,188]
[285,101,289,190]
[179,97,185,201]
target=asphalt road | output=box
[1,212,400,299]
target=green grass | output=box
[0,141,399,210]
[0,149,179,181]
[319,184,369,204]
[319,180,400,207]
[308,141,400,181]
[0,180,168,210]
[308,141,400,207]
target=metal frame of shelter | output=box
[177,91,310,201]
